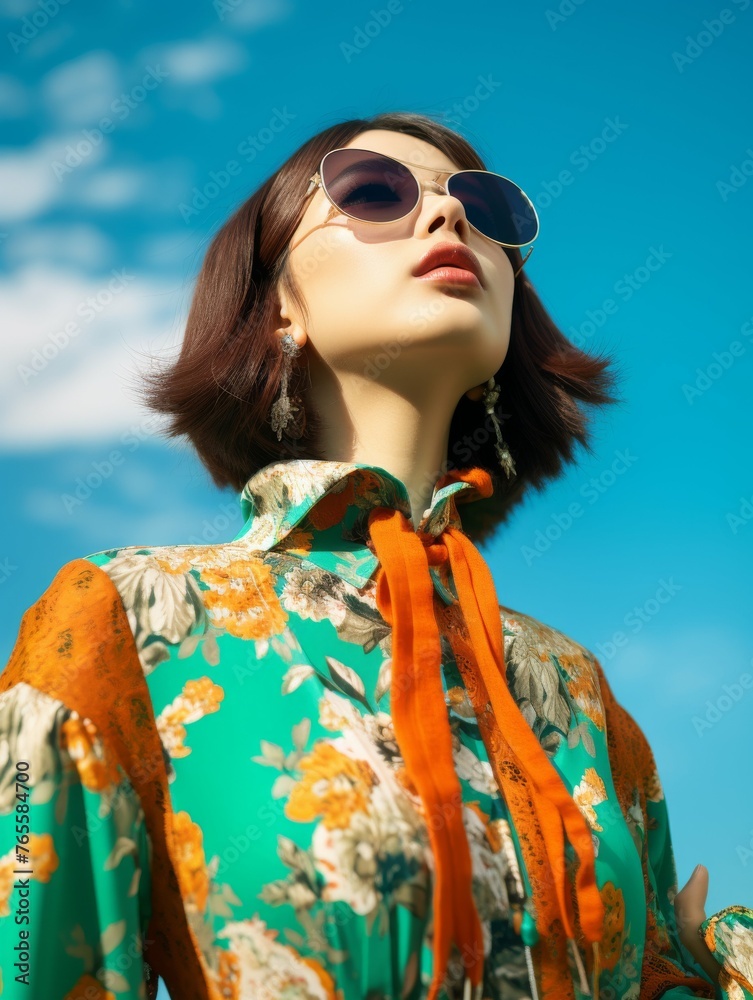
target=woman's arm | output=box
[0,682,154,997]
[593,658,753,999]
[0,561,161,998]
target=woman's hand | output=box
[674,864,723,984]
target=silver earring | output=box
[514,246,534,278]
[481,376,516,479]
[269,332,305,441]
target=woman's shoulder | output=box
[83,536,268,577]
[497,599,639,722]
[499,601,600,669]
[0,553,167,799]
[2,539,272,689]
[495,602,662,802]
[80,539,279,673]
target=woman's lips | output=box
[414,265,482,287]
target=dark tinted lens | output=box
[320,148,420,223]
[447,171,538,245]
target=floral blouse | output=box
[0,458,751,1000]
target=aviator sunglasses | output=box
[290,147,540,254]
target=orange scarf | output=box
[367,467,605,1000]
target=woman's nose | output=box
[414,183,472,244]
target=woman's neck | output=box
[305,360,459,530]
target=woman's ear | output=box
[465,384,485,403]
[274,280,307,349]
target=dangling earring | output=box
[514,246,534,278]
[481,376,516,478]
[269,332,306,441]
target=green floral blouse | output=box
[0,458,751,1000]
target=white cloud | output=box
[18,22,76,62]
[40,50,121,127]
[0,138,182,222]
[24,483,212,553]
[0,136,72,223]
[0,0,45,15]
[217,0,293,28]
[142,37,248,85]
[0,260,188,449]
[74,167,148,207]
[4,222,115,269]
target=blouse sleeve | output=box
[0,559,159,999]
[0,682,154,998]
[593,658,753,999]
[644,774,753,999]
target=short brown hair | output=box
[140,111,622,546]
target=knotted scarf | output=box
[367,467,605,1000]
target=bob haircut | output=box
[141,111,621,547]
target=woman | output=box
[0,112,750,1000]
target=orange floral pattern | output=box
[285,742,376,829]
[59,713,123,794]
[154,546,288,641]
[63,974,117,1000]
[564,662,606,731]
[0,834,59,917]
[171,809,211,914]
[600,880,627,972]
[156,676,225,759]
[572,766,608,831]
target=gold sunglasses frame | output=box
[289,147,538,275]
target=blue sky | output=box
[1,0,752,974]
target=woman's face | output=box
[281,129,515,400]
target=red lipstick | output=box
[412,241,484,288]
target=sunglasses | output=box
[293,147,540,251]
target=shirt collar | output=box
[232,459,490,587]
